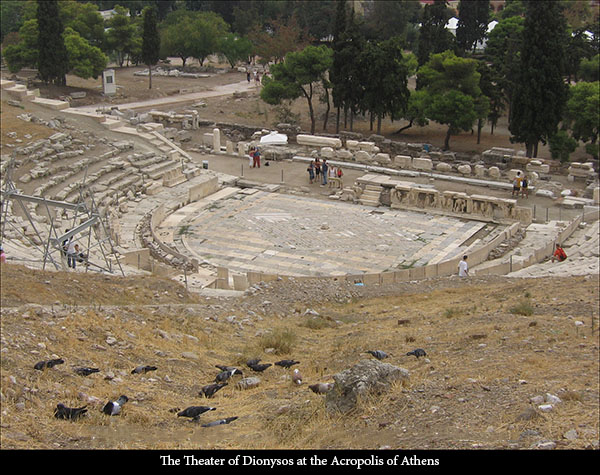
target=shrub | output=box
[258,328,297,355]
[444,307,461,318]
[510,299,534,316]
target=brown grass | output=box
[0,264,598,450]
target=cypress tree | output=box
[331,0,347,133]
[417,0,453,67]
[142,6,160,89]
[509,1,569,157]
[456,0,490,54]
[37,0,69,85]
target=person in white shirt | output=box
[67,239,77,269]
[458,255,469,277]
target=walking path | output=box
[70,79,257,114]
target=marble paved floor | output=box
[168,189,489,277]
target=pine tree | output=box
[509,1,569,157]
[37,0,69,85]
[141,6,160,89]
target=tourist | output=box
[321,159,328,186]
[252,147,261,168]
[314,158,321,181]
[67,239,77,269]
[0,246,6,264]
[75,244,88,265]
[248,147,255,167]
[255,71,261,85]
[307,160,315,184]
[337,166,344,188]
[458,255,469,277]
[328,165,337,187]
[246,71,251,83]
[512,172,522,197]
[521,174,529,198]
[551,243,567,263]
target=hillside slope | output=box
[1,263,598,450]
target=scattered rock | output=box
[325,359,409,414]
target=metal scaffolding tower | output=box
[1,158,124,275]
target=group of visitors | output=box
[62,231,88,270]
[307,158,343,187]
[246,70,262,86]
[511,171,529,198]
[248,146,262,168]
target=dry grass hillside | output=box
[1,263,598,451]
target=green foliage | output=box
[356,37,410,133]
[331,7,365,118]
[258,328,297,355]
[509,1,569,157]
[361,0,421,43]
[579,55,599,82]
[189,10,230,66]
[564,81,599,143]
[301,315,336,330]
[249,14,309,66]
[456,0,490,53]
[509,299,534,316]
[105,5,136,67]
[2,18,39,73]
[417,50,487,149]
[585,143,599,160]
[59,1,105,47]
[141,6,160,66]
[444,307,461,318]
[417,0,455,66]
[261,44,333,134]
[217,33,253,68]
[63,27,107,79]
[477,60,505,133]
[484,15,524,116]
[498,0,525,20]
[37,0,68,85]
[549,130,578,163]
[1,0,27,43]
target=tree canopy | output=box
[418,50,489,150]
[261,44,333,135]
[509,0,569,157]
[141,6,160,89]
[456,0,490,53]
[37,0,69,85]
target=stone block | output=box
[488,166,501,178]
[412,157,433,171]
[320,146,335,158]
[373,153,391,165]
[346,140,359,150]
[395,155,412,168]
[457,164,472,175]
[436,162,452,173]
[358,141,377,152]
[355,150,372,162]
[296,134,342,149]
[233,274,249,291]
[336,149,353,160]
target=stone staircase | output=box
[359,184,382,207]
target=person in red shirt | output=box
[552,244,567,262]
